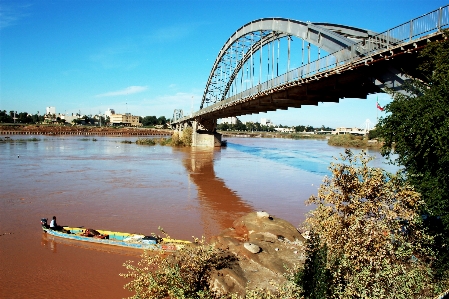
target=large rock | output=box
[209,211,306,296]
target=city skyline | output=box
[1,0,446,127]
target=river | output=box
[0,136,398,298]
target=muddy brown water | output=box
[0,136,397,298]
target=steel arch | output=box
[201,18,378,108]
[172,109,184,123]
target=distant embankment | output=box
[0,125,173,136]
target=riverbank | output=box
[221,131,328,140]
[0,124,172,136]
[327,133,382,149]
[221,130,383,149]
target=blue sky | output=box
[1,0,446,127]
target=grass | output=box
[135,138,156,145]
[327,134,381,148]
[1,137,41,142]
[136,137,172,146]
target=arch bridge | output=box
[172,6,449,146]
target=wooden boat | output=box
[41,218,190,251]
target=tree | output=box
[301,150,439,298]
[16,112,33,123]
[157,116,167,125]
[0,110,13,123]
[218,122,229,131]
[142,116,158,126]
[376,32,449,279]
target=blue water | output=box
[226,138,398,177]
[227,142,330,176]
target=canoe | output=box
[41,218,190,251]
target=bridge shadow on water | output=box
[182,147,254,237]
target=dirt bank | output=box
[0,124,173,136]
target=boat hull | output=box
[42,226,189,251]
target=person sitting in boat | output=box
[49,216,62,230]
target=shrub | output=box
[327,134,366,147]
[121,237,235,299]
[181,127,193,146]
[171,127,193,147]
[301,150,439,298]
[136,138,156,145]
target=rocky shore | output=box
[209,211,306,296]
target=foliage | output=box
[0,137,41,143]
[181,127,193,146]
[327,134,366,148]
[141,116,158,126]
[228,280,302,299]
[121,234,303,299]
[141,115,168,127]
[135,138,172,146]
[136,138,156,145]
[0,110,14,123]
[171,131,182,146]
[376,32,449,279]
[121,237,236,299]
[157,137,171,146]
[303,150,438,298]
[295,232,331,299]
[367,128,380,140]
[172,127,193,146]
[0,110,43,124]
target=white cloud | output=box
[148,24,193,43]
[0,4,31,29]
[95,86,148,98]
[132,92,201,117]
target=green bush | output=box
[136,138,156,145]
[121,237,235,299]
[171,127,193,146]
[295,232,331,299]
[302,150,439,298]
[327,134,366,147]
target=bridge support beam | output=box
[191,121,222,147]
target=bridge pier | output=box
[191,121,222,147]
[173,121,222,147]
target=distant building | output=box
[220,117,238,125]
[110,113,142,126]
[274,127,295,133]
[61,114,78,124]
[261,118,273,126]
[105,108,115,119]
[333,127,366,135]
[46,107,56,115]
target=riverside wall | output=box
[0,126,172,136]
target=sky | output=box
[1,0,447,128]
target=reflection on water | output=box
[40,232,142,257]
[41,233,57,253]
[0,136,398,298]
[182,147,253,236]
